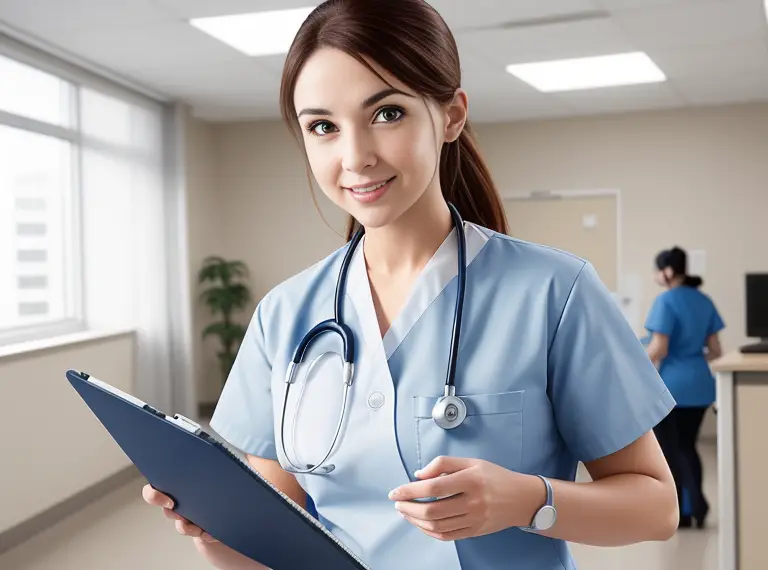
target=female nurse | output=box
[143,1,678,568]
[646,247,725,529]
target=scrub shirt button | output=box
[368,392,385,409]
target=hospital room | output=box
[2,0,768,569]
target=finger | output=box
[175,518,203,537]
[389,471,467,502]
[394,494,467,521]
[142,485,174,508]
[415,456,477,479]
[401,512,473,537]
[162,507,184,521]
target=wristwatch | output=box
[520,475,557,532]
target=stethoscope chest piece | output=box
[432,393,467,430]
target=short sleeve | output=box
[644,294,675,336]
[209,298,278,460]
[548,262,675,463]
[707,305,725,336]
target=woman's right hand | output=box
[142,484,269,570]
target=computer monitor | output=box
[741,274,768,353]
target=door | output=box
[503,194,617,290]
[502,192,636,328]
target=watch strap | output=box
[519,475,554,532]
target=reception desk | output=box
[713,351,768,570]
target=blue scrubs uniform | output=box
[211,222,674,570]
[645,286,725,407]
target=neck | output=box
[363,188,453,276]
[668,276,685,288]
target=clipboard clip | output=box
[167,414,202,434]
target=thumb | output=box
[415,456,474,479]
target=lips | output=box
[344,176,396,193]
[345,176,396,204]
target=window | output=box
[0,47,167,347]
[0,54,72,127]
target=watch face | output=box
[534,505,557,530]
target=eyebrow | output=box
[296,87,413,118]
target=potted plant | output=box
[198,256,252,388]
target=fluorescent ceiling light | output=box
[190,7,316,57]
[506,52,666,92]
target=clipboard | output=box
[65,369,369,570]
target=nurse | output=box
[143,1,678,568]
[646,247,725,529]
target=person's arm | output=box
[535,431,677,545]
[390,431,676,547]
[646,332,669,368]
[706,333,722,362]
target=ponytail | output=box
[684,275,704,289]
[344,121,509,240]
[439,122,509,235]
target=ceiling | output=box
[0,0,767,123]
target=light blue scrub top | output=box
[645,286,725,408]
[211,222,675,570]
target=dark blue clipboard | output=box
[66,369,369,570]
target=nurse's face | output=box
[293,47,447,230]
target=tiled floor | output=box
[1,443,718,570]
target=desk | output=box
[712,351,768,570]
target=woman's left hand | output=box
[388,456,544,541]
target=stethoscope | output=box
[278,202,468,475]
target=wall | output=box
[184,110,225,405]
[0,332,135,535]
[192,103,768,429]
[474,102,768,354]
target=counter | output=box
[712,351,768,570]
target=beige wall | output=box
[476,103,768,354]
[185,110,226,404]
[0,333,135,534]
[189,103,768,407]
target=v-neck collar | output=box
[346,222,490,362]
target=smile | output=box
[346,177,396,194]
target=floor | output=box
[0,442,718,570]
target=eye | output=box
[373,106,405,124]
[307,120,337,137]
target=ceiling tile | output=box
[612,0,768,48]
[42,21,247,73]
[458,47,540,98]
[468,94,573,123]
[457,16,635,69]
[120,60,280,99]
[0,0,171,33]
[673,70,768,105]
[596,0,710,11]
[648,40,768,79]
[153,0,317,19]
[553,81,686,114]
[427,0,602,31]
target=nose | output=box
[341,128,377,174]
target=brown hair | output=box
[279,0,509,240]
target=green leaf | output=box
[202,322,247,346]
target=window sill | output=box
[0,328,136,361]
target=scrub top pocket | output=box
[412,390,525,472]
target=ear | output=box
[443,89,468,143]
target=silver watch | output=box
[520,475,557,532]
